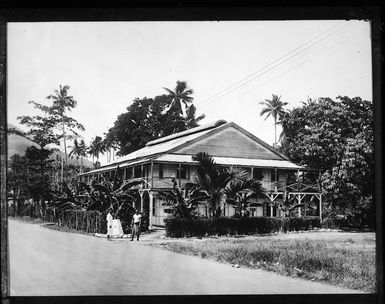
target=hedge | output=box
[164,216,321,238]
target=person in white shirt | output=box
[131,210,142,241]
[106,209,113,240]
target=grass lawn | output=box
[151,231,376,292]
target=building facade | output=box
[79,120,322,228]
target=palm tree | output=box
[259,94,288,146]
[185,104,206,128]
[103,133,118,163]
[187,152,253,218]
[302,96,319,107]
[47,85,79,166]
[68,139,82,167]
[78,140,87,170]
[88,136,105,165]
[87,143,96,164]
[225,179,264,217]
[162,81,194,117]
[69,139,88,170]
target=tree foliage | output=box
[88,136,105,164]
[69,139,88,168]
[107,81,205,156]
[224,179,264,217]
[259,94,288,145]
[17,85,85,185]
[187,152,264,218]
[162,80,194,116]
[157,179,208,220]
[47,167,143,228]
[279,96,374,227]
[8,146,56,216]
[18,85,85,151]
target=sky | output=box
[7,20,372,165]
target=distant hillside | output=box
[7,123,94,169]
[7,124,40,158]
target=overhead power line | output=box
[233,27,359,101]
[195,22,350,110]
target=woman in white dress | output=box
[112,216,124,237]
[106,209,113,240]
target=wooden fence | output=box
[13,203,106,234]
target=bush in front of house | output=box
[164,217,214,237]
[164,216,321,238]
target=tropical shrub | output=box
[45,169,144,234]
[186,152,263,219]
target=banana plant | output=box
[276,196,306,217]
[157,179,209,220]
[47,182,84,212]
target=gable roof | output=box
[146,119,227,146]
[83,120,302,174]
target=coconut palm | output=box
[162,81,194,117]
[185,104,206,128]
[78,140,87,169]
[259,94,288,146]
[187,152,252,218]
[88,136,105,165]
[302,96,319,107]
[103,133,119,163]
[46,85,84,185]
[68,139,82,167]
[47,85,80,165]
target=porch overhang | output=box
[154,154,305,170]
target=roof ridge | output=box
[146,119,227,147]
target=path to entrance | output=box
[8,219,361,296]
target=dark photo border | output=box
[0,1,382,304]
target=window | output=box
[142,164,149,178]
[158,164,164,178]
[134,166,141,178]
[263,202,269,217]
[177,165,189,179]
[263,202,276,217]
[163,208,174,214]
[271,169,277,182]
[253,168,263,180]
[126,167,133,179]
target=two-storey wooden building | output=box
[79,120,322,228]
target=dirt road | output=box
[8,219,361,296]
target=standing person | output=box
[106,209,113,240]
[131,210,142,241]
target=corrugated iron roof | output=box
[146,119,227,146]
[78,157,154,175]
[81,120,305,176]
[103,123,219,166]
